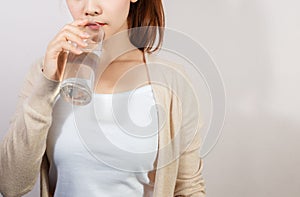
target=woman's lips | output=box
[85,22,106,30]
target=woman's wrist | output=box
[41,58,61,82]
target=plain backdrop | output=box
[1,0,300,196]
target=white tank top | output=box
[46,85,158,197]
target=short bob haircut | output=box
[127,0,165,53]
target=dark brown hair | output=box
[127,0,165,53]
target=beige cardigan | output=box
[0,53,206,197]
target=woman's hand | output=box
[43,19,91,81]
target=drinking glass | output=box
[60,24,104,105]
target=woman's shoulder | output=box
[146,53,185,70]
[146,53,190,80]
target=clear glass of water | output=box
[60,24,104,105]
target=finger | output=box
[62,30,89,48]
[62,24,91,39]
[71,18,90,27]
[60,39,83,55]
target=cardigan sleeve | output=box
[174,131,206,196]
[172,64,206,196]
[0,58,59,197]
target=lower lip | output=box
[87,24,101,30]
[87,24,106,30]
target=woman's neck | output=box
[101,29,143,64]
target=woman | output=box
[0,0,206,196]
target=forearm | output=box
[0,60,59,196]
[174,144,206,196]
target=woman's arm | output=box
[174,131,206,196]
[171,65,206,196]
[0,58,59,197]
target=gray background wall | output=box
[1,0,299,196]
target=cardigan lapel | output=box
[144,53,180,196]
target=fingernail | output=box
[76,49,83,54]
[83,41,88,46]
[82,32,90,38]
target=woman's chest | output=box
[47,85,159,172]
